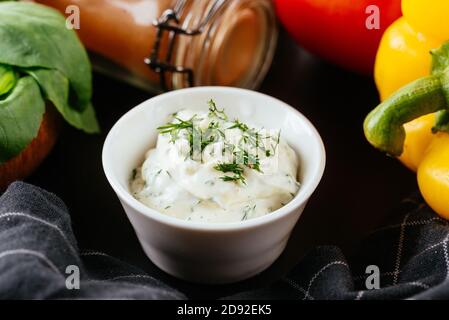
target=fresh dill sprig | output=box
[157,116,195,143]
[208,99,228,120]
[214,163,244,174]
[157,116,194,134]
[228,119,249,132]
[214,162,246,184]
[157,100,280,184]
[221,175,246,184]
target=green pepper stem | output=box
[364,75,447,157]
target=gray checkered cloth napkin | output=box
[1,182,449,300]
[0,182,185,299]
[230,196,449,300]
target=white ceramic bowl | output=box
[102,87,325,284]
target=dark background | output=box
[28,31,416,299]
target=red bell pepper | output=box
[274,0,402,74]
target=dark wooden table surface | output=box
[28,31,416,299]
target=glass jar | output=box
[34,0,278,93]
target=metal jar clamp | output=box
[144,0,225,90]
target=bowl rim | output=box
[102,86,326,232]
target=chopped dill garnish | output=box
[208,121,219,129]
[221,175,246,184]
[157,116,196,144]
[157,116,194,134]
[208,99,227,120]
[164,205,171,210]
[214,163,244,174]
[214,163,246,184]
[228,119,249,132]
[156,100,282,184]
[242,204,256,221]
[244,151,261,172]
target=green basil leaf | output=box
[24,68,99,133]
[431,41,449,76]
[0,2,99,162]
[0,76,45,164]
[0,2,92,111]
[0,64,16,98]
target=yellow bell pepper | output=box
[367,0,449,219]
[417,133,449,219]
[375,0,449,171]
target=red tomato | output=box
[274,0,402,74]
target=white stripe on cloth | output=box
[0,249,62,275]
[80,250,110,257]
[282,278,312,300]
[393,213,410,285]
[443,235,449,279]
[302,261,349,300]
[0,212,78,257]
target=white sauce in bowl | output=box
[130,101,300,223]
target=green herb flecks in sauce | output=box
[157,100,280,184]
